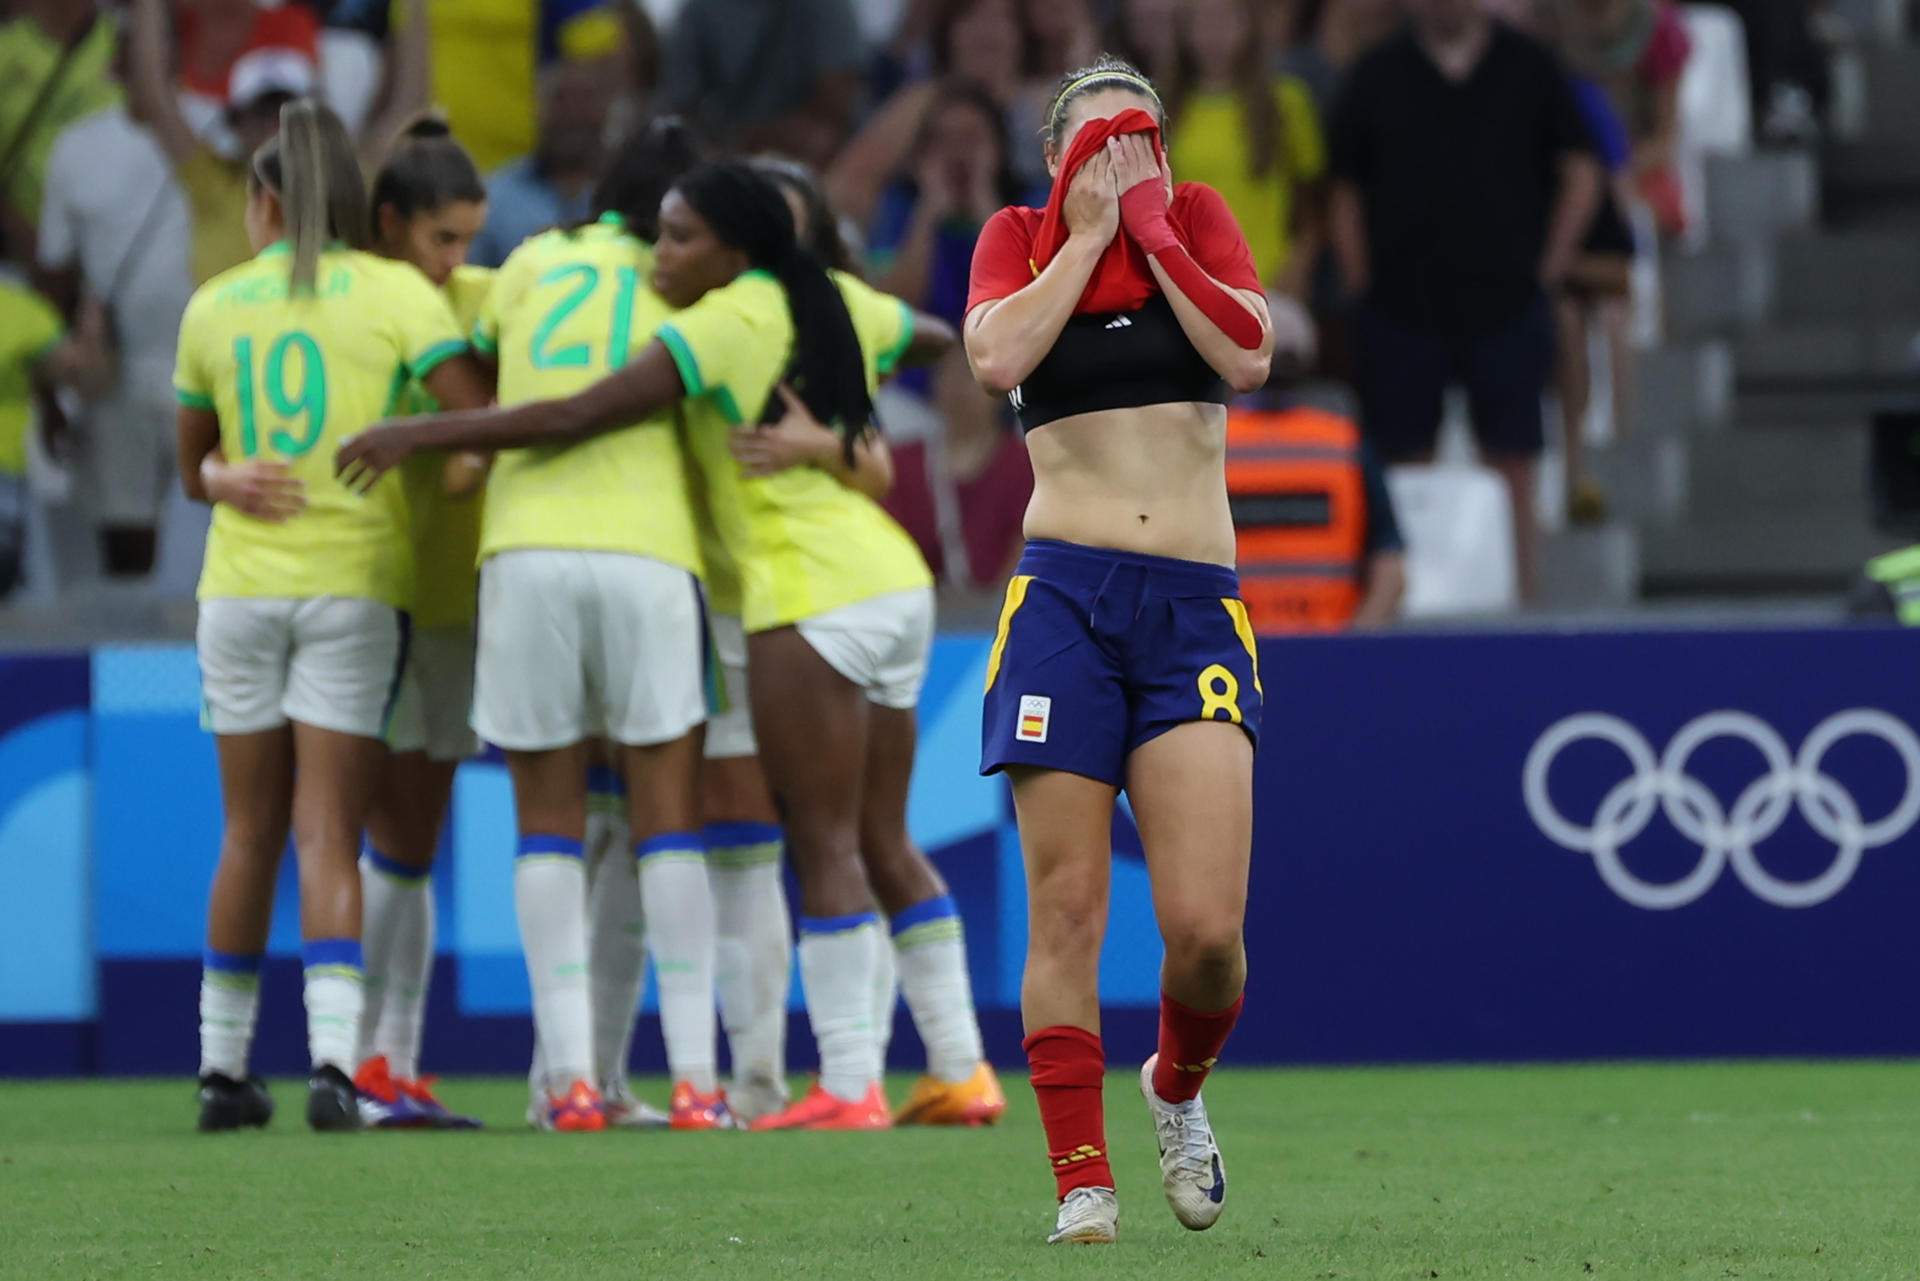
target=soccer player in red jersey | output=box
[963,55,1275,1243]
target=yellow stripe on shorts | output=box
[1221,598,1262,696]
[984,574,1034,694]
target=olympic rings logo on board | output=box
[1522,710,1920,910]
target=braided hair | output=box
[673,161,872,456]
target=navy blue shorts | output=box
[979,539,1262,787]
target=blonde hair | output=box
[250,100,372,292]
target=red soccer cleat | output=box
[749,1082,892,1132]
[668,1081,737,1131]
[547,1079,608,1133]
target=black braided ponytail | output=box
[672,161,872,457]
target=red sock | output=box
[1152,991,1244,1104]
[1023,1025,1112,1198]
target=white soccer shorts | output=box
[471,549,707,752]
[795,587,935,710]
[196,596,404,738]
[386,624,480,762]
[704,611,755,760]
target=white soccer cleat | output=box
[1046,1186,1119,1245]
[1140,1054,1226,1231]
[602,1083,672,1130]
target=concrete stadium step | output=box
[1587,432,1689,526]
[1636,342,1735,436]
[1539,523,1640,610]
[1861,43,1920,131]
[1733,320,1920,387]
[1701,151,1819,245]
[1641,510,1886,595]
[1821,141,1920,229]
[1664,242,1774,340]
[1735,385,1917,426]
[1681,422,1870,519]
[1771,233,1920,322]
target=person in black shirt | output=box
[1329,0,1599,602]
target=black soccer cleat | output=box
[197,1073,275,1132]
[306,1065,366,1133]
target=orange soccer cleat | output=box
[546,1079,608,1133]
[750,1082,892,1132]
[668,1081,738,1131]
[893,1062,1008,1127]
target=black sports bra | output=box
[1007,292,1228,433]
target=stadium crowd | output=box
[0,0,1850,624]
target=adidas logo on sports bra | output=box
[1103,315,1132,330]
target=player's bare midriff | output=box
[1022,399,1236,567]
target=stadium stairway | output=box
[1582,30,1920,603]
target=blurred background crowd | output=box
[0,0,1912,637]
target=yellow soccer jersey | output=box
[398,263,493,628]
[660,269,931,633]
[175,243,468,606]
[0,279,62,477]
[470,217,700,574]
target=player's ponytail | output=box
[251,99,371,293]
[673,161,872,458]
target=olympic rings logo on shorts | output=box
[1522,709,1920,910]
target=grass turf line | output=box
[1,1062,1917,1280]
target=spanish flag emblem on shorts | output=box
[1018,694,1051,743]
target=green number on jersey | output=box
[528,263,645,371]
[232,331,328,458]
[528,264,600,369]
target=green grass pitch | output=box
[3,1061,1917,1280]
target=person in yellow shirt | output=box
[0,270,66,597]
[173,100,489,1134]
[338,113,494,1130]
[380,119,721,1135]
[693,156,1002,1131]
[1165,0,1326,298]
[334,161,947,1133]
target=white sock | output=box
[199,951,262,1079]
[873,923,898,1070]
[359,850,434,1079]
[302,939,365,1074]
[891,895,985,1083]
[797,916,881,1102]
[586,803,645,1093]
[707,823,789,1089]
[637,832,717,1093]
[515,835,592,1092]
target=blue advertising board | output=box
[3,626,1918,1075]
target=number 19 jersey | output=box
[470,217,700,575]
[174,243,469,606]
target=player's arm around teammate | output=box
[174,101,490,1134]
[963,58,1273,1241]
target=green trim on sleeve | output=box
[175,388,215,411]
[877,300,916,376]
[657,324,706,396]
[712,387,744,426]
[469,324,498,356]
[409,339,469,381]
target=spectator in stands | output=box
[470,57,613,267]
[130,0,431,285]
[831,0,1061,202]
[1271,0,1403,115]
[1168,0,1327,305]
[1224,399,1405,631]
[1329,0,1600,603]
[0,245,69,597]
[35,21,196,580]
[0,1,122,265]
[1547,0,1688,525]
[655,0,865,169]
[171,0,322,149]
[859,81,1038,320]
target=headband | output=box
[1050,69,1162,116]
